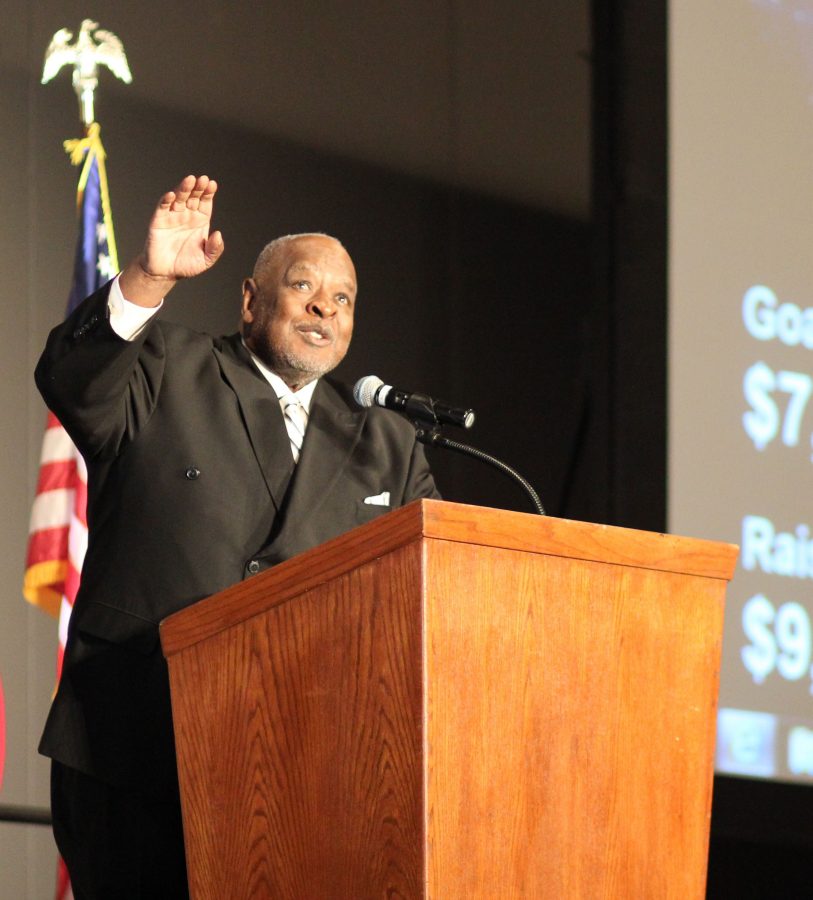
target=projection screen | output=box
[670,0,813,783]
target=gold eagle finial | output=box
[42,19,132,126]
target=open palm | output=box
[141,175,224,279]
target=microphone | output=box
[353,375,475,429]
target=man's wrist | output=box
[119,257,176,308]
[109,274,164,341]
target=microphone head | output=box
[353,375,384,408]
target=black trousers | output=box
[51,761,189,900]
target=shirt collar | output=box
[242,339,319,411]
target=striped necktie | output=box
[281,395,308,462]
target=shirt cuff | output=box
[107,274,163,341]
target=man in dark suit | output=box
[36,175,439,899]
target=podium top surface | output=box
[161,499,738,657]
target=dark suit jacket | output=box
[35,283,439,792]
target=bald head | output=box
[252,233,347,283]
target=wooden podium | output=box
[161,500,737,899]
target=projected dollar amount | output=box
[743,363,813,452]
[742,594,813,690]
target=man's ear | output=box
[241,278,257,325]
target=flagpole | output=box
[26,20,132,619]
[28,21,132,899]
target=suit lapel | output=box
[282,378,366,522]
[212,335,294,510]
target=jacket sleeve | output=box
[34,282,166,462]
[403,438,441,502]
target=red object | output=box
[0,673,6,791]
[54,857,73,900]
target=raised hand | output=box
[141,175,224,278]
[120,175,225,307]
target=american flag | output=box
[23,122,119,900]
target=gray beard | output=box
[250,333,338,388]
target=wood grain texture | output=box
[420,501,738,581]
[171,543,425,900]
[164,502,736,898]
[424,542,726,899]
[162,500,738,657]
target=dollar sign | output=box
[741,593,777,684]
[743,361,779,450]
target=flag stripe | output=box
[58,596,73,649]
[39,425,79,466]
[36,460,78,494]
[24,124,119,899]
[25,527,70,568]
[67,517,88,574]
[28,489,75,532]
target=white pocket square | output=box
[363,491,391,506]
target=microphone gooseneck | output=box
[414,428,546,516]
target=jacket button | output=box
[185,466,200,480]
[247,560,260,574]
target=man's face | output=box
[241,236,357,390]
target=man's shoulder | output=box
[152,316,222,346]
[153,320,247,361]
